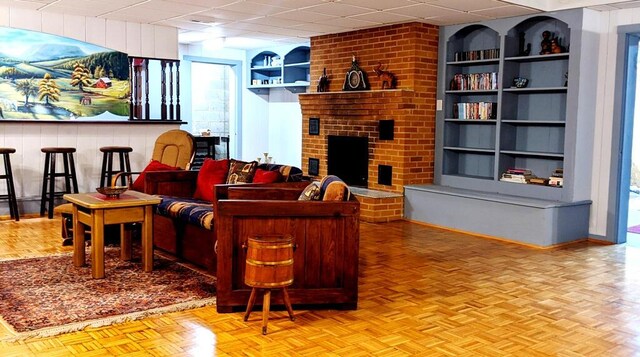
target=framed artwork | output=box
[308,158,320,176]
[309,117,320,135]
[0,27,129,120]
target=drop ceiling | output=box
[3,0,640,49]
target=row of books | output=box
[453,48,500,62]
[453,102,497,120]
[450,72,498,91]
[499,168,564,187]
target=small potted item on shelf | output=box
[512,77,529,88]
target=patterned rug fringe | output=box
[0,297,216,342]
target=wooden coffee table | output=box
[63,191,162,279]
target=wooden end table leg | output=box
[120,224,132,261]
[72,205,85,267]
[91,209,105,279]
[142,205,154,272]
[262,289,271,335]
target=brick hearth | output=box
[299,22,439,222]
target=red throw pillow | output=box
[252,168,282,184]
[193,158,230,202]
[131,160,179,192]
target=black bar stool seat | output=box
[99,146,133,188]
[0,148,19,221]
[40,147,78,219]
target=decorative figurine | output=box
[550,37,565,54]
[540,30,552,55]
[518,32,531,56]
[342,55,369,91]
[317,67,329,92]
[373,63,397,90]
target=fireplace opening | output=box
[328,135,368,187]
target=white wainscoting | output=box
[0,123,181,199]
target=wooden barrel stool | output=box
[40,147,78,219]
[99,146,132,188]
[243,234,295,335]
[0,148,19,221]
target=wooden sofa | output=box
[143,171,360,313]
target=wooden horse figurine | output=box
[373,63,397,89]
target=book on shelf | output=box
[453,102,497,120]
[500,168,536,184]
[529,177,549,185]
[453,48,500,62]
[450,73,498,91]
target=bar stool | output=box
[99,146,132,188]
[0,148,19,221]
[40,147,78,219]
[243,234,296,335]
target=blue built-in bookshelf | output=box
[405,9,597,247]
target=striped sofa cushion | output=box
[156,196,213,231]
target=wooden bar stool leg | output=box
[40,153,50,217]
[118,152,126,185]
[244,287,258,322]
[282,287,295,321]
[100,152,108,188]
[47,153,56,219]
[262,289,271,335]
[62,153,72,194]
[67,153,78,193]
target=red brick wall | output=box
[301,22,439,193]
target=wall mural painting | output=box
[0,27,129,120]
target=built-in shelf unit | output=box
[248,45,310,94]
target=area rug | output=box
[0,247,216,341]
[628,224,640,234]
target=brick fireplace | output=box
[299,22,439,222]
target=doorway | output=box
[616,32,640,246]
[183,56,242,159]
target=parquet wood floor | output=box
[0,217,639,356]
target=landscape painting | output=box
[0,27,129,120]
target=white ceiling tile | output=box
[143,0,208,12]
[339,0,416,11]
[289,22,345,33]
[270,8,337,22]
[244,15,306,27]
[388,4,462,18]
[156,18,214,31]
[251,0,325,9]
[588,4,618,10]
[422,12,491,25]
[319,15,380,28]
[610,0,640,8]
[305,2,375,17]
[416,0,508,12]
[218,0,289,15]
[198,8,261,21]
[164,0,240,7]
[348,10,417,24]
[471,5,540,18]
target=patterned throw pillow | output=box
[319,175,351,201]
[298,182,321,201]
[226,159,258,184]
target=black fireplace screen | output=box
[327,135,368,187]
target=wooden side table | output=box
[63,191,161,279]
[243,234,296,335]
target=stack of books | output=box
[549,169,564,187]
[500,168,534,184]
